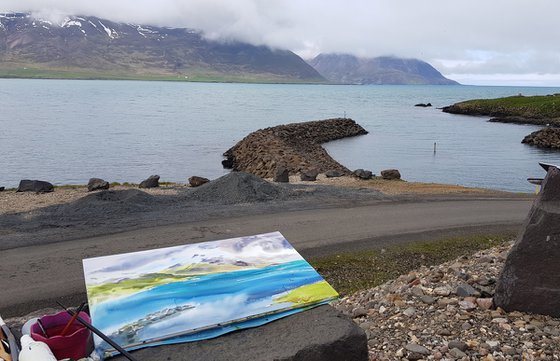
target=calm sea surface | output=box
[1,79,560,192]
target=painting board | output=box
[82,231,338,358]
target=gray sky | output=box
[2,0,560,86]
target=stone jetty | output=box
[522,127,560,149]
[222,118,368,178]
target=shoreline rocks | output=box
[223,118,368,178]
[381,169,401,180]
[188,176,210,187]
[16,180,54,193]
[522,127,560,149]
[88,178,110,191]
[139,175,160,189]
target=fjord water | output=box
[1,79,560,192]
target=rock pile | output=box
[522,127,560,149]
[335,243,560,360]
[223,118,368,178]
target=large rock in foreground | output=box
[223,118,367,178]
[112,305,368,361]
[494,166,560,317]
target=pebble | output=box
[403,307,416,317]
[447,340,468,351]
[333,241,560,360]
[420,295,436,304]
[456,282,479,297]
[404,343,430,355]
[476,297,493,310]
[448,347,467,358]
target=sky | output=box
[2,0,560,86]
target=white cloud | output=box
[2,0,560,85]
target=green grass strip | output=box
[309,233,515,296]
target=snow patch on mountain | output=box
[98,20,115,38]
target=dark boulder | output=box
[300,169,319,181]
[222,158,234,169]
[189,176,210,187]
[325,170,345,178]
[87,178,110,192]
[111,305,368,361]
[139,175,160,189]
[0,186,4,192]
[494,166,560,317]
[414,103,432,107]
[16,180,54,193]
[274,167,289,183]
[353,169,372,180]
[381,169,401,180]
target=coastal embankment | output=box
[442,94,560,150]
[222,118,368,178]
[441,94,560,126]
[522,127,560,149]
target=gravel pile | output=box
[185,172,287,204]
[335,242,560,360]
[49,189,163,218]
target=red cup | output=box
[30,311,92,360]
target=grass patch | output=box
[309,233,515,296]
[452,94,560,119]
[0,65,326,84]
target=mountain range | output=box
[0,13,457,85]
[0,12,323,82]
[308,53,458,85]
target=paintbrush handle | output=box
[60,303,86,336]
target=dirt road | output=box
[1,197,531,317]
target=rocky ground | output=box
[335,242,560,360]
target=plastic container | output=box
[30,311,92,360]
[19,334,57,361]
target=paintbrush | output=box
[36,319,48,338]
[60,302,86,336]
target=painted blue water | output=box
[92,260,322,334]
[1,79,560,191]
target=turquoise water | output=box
[1,79,560,191]
[91,260,326,353]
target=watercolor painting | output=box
[82,231,338,358]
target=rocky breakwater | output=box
[223,118,368,178]
[522,127,560,149]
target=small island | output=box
[442,94,560,126]
[442,94,560,149]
